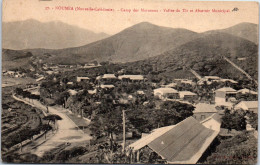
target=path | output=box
[12,94,92,157]
[222,56,258,84]
[190,69,202,80]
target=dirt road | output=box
[12,95,92,157]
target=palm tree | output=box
[43,114,62,129]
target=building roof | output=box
[137,90,145,95]
[36,77,45,82]
[118,75,144,80]
[193,103,217,113]
[68,89,78,95]
[200,113,222,125]
[96,76,101,80]
[204,76,220,80]
[215,87,236,93]
[77,76,90,79]
[88,89,97,94]
[236,101,258,109]
[154,88,178,94]
[102,74,117,79]
[220,79,238,84]
[147,117,218,164]
[237,88,258,95]
[179,91,197,97]
[215,101,234,108]
[128,125,176,151]
[100,84,115,88]
[181,80,193,84]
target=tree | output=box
[221,110,246,131]
[43,114,62,129]
[247,111,258,130]
[89,106,123,150]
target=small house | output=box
[77,76,90,82]
[193,103,218,121]
[237,88,258,95]
[179,91,197,101]
[154,88,179,100]
[215,87,237,105]
[234,101,258,113]
[118,75,144,81]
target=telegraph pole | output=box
[122,110,126,152]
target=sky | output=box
[2,0,259,35]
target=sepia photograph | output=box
[1,0,259,164]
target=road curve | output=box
[12,95,92,157]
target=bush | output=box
[55,146,87,162]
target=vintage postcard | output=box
[1,0,259,164]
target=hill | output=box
[2,49,33,71]
[208,22,258,44]
[28,22,199,64]
[2,19,109,50]
[3,22,258,81]
[124,31,258,80]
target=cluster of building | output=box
[126,95,257,163]
[2,70,25,78]
[198,76,238,85]
[215,87,258,113]
[153,87,197,102]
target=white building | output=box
[204,76,221,81]
[68,89,78,95]
[237,88,258,95]
[154,88,179,99]
[234,101,258,113]
[215,87,236,106]
[200,113,221,132]
[193,103,218,121]
[100,84,115,89]
[102,74,117,79]
[77,77,90,82]
[36,77,45,82]
[118,75,144,81]
[179,91,197,100]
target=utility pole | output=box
[122,110,126,152]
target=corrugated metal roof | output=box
[147,117,217,163]
[128,125,176,151]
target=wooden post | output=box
[122,110,126,152]
[137,150,140,162]
[20,142,22,152]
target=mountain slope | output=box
[2,49,33,71]
[2,19,109,49]
[125,31,258,80]
[211,22,258,44]
[29,22,199,64]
